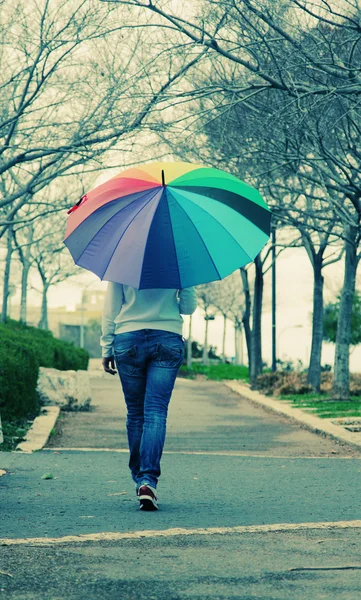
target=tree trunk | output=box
[20,260,31,323]
[239,324,244,365]
[19,225,34,323]
[332,225,359,400]
[222,314,227,361]
[234,323,244,365]
[240,267,252,373]
[202,318,209,365]
[234,322,240,364]
[307,257,324,392]
[187,314,192,369]
[38,284,49,329]
[1,225,13,323]
[250,255,264,386]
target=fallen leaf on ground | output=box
[0,570,13,578]
[41,473,54,480]
[0,470,6,477]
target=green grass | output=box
[179,362,249,381]
[0,417,33,452]
[279,394,361,419]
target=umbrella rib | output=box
[99,188,162,282]
[169,188,254,266]
[171,173,268,211]
[167,189,222,281]
[139,189,182,289]
[73,190,158,265]
[173,185,270,234]
[165,189,181,288]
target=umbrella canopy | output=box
[64,161,271,289]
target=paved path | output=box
[1,367,361,599]
[46,369,359,456]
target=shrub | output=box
[255,370,361,397]
[274,372,313,395]
[0,338,40,419]
[52,338,89,370]
[0,318,89,370]
[0,318,90,419]
[350,374,361,396]
[254,372,288,395]
[0,320,56,367]
[255,371,312,395]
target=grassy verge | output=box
[179,363,249,381]
[278,393,361,419]
[0,417,33,452]
[179,364,361,420]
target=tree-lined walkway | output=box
[46,366,359,456]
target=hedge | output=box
[0,338,39,419]
[0,319,90,419]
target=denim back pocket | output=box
[157,343,184,368]
[114,345,137,375]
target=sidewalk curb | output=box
[16,406,60,454]
[225,380,361,451]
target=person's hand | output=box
[102,356,117,375]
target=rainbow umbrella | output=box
[64,161,271,289]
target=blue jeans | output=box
[113,329,185,490]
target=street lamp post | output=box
[79,305,85,349]
[203,313,215,365]
[187,314,193,369]
[75,280,99,349]
[8,284,17,319]
[271,225,277,372]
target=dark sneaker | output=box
[137,483,158,511]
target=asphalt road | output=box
[1,528,361,600]
[1,371,361,599]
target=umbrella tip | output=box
[162,170,165,187]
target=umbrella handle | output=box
[67,194,88,215]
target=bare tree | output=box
[112,0,361,101]
[105,0,361,398]
[0,0,207,236]
[269,183,344,391]
[195,283,218,364]
[1,223,14,322]
[213,275,238,362]
[12,221,41,324]
[16,213,81,329]
[175,52,346,390]
[209,272,245,362]
[32,252,81,331]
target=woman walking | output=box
[100,283,197,511]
